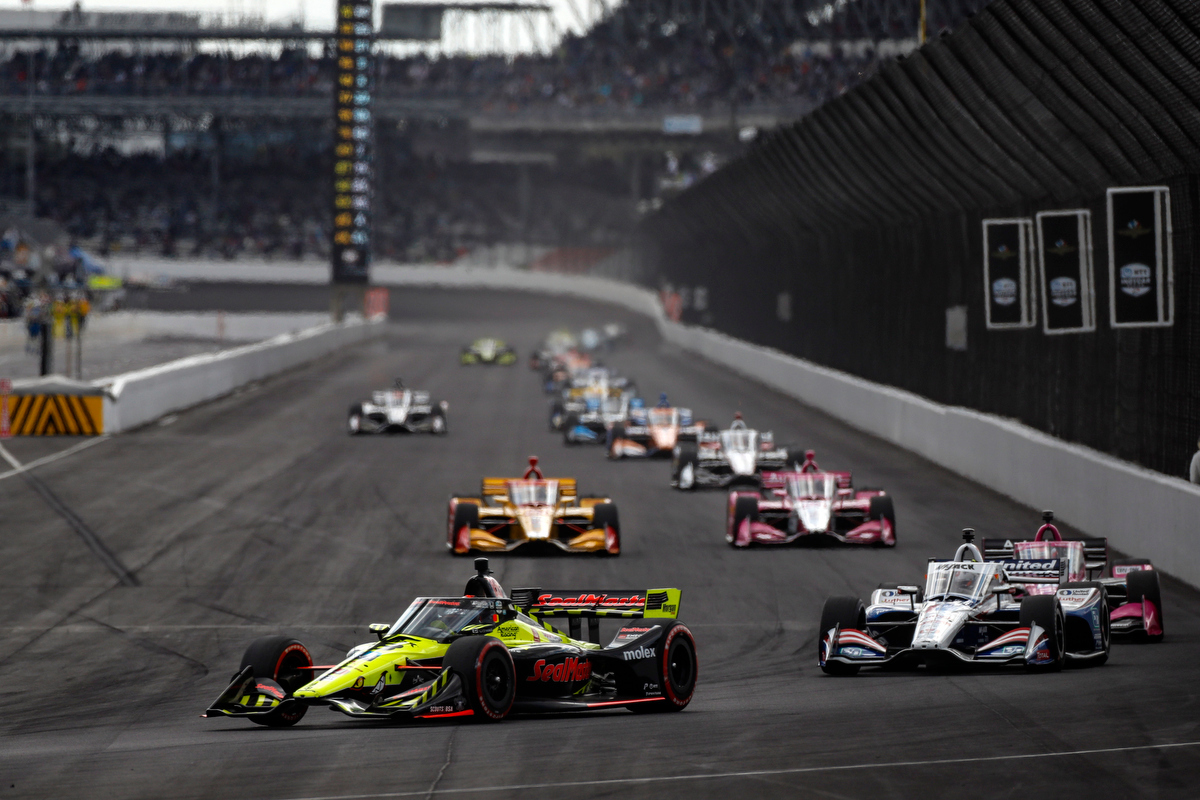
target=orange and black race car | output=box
[447,457,620,555]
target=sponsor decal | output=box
[371,675,386,695]
[1113,564,1151,577]
[992,277,1018,306]
[527,657,592,683]
[837,646,885,658]
[615,626,653,642]
[255,682,285,699]
[1118,218,1153,239]
[1048,237,1077,256]
[622,646,656,662]
[1119,263,1152,297]
[496,624,520,638]
[428,705,455,713]
[353,677,365,689]
[992,243,1017,260]
[537,593,645,608]
[1049,276,1078,307]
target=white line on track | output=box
[280,741,1200,800]
[0,436,110,481]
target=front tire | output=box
[347,403,364,435]
[868,495,896,547]
[430,408,448,435]
[727,495,758,547]
[591,502,621,555]
[819,597,865,676]
[443,636,515,721]
[607,422,625,458]
[449,502,479,555]
[1126,569,1164,642]
[562,413,581,445]
[240,636,313,727]
[1020,595,1065,672]
[672,442,699,490]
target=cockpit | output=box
[384,597,508,642]
[506,480,558,506]
[786,472,836,501]
[924,563,996,603]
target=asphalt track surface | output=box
[2,287,1198,800]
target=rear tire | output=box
[449,502,479,555]
[629,622,697,713]
[672,442,699,490]
[1020,595,1065,672]
[442,636,515,721]
[1126,569,1164,642]
[819,597,865,676]
[240,636,313,727]
[727,495,759,547]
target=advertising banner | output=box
[1036,210,1095,335]
[331,0,374,285]
[982,218,1034,329]
[1107,186,1173,328]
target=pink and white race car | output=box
[983,510,1164,642]
[725,453,896,548]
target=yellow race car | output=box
[447,457,620,555]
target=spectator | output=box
[1190,437,1200,484]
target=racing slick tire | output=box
[1062,581,1110,665]
[629,621,697,713]
[549,401,566,431]
[347,403,364,435]
[590,502,621,555]
[1019,595,1065,672]
[868,495,897,547]
[443,636,515,722]
[606,422,625,459]
[727,495,759,548]
[430,406,448,435]
[562,413,581,445]
[449,502,480,555]
[672,442,700,490]
[240,636,313,727]
[819,597,865,676]
[1125,568,1164,643]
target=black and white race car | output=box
[347,379,448,435]
[671,414,800,490]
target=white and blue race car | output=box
[818,529,1110,674]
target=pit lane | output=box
[1,287,1196,799]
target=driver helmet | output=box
[392,377,405,389]
[657,392,670,408]
[730,412,746,430]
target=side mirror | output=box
[897,585,921,595]
[368,623,390,640]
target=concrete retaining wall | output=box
[100,316,382,433]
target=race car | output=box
[548,369,635,431]
[461,338,517,366]
[563,394,632,445]
[608,395,706,459]
[347,379,448,435]
[983,510,1163,642]
[203,558,696,726]
[726,455,896,547]
[447,457,620,555]
[818,528,1110,675]
[541,350,595,394]
[671,414,800,489]
[529,328,578,371]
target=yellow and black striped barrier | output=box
[3,394,105,436]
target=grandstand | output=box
[0,0,990,266]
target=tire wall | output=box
[638,0,1200,478]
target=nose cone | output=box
[517,508,555,539]
[727,451,757,475]
[911,603,971,649]
[797,499,832,532]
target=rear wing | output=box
[510,588,681,644]
[983,537,1108,573]
[480,478,577,499]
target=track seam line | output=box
[279,740,1200,800]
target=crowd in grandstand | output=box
[0,35,881,111]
